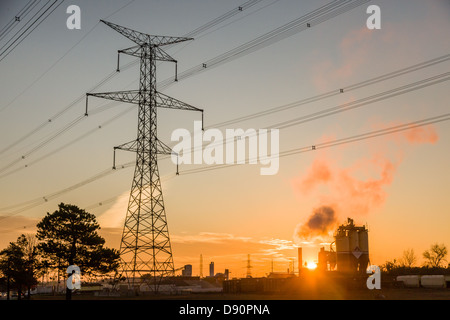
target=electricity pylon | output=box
[86,20,203,293]
[246,254,252,278]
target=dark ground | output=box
[28,287,450,300]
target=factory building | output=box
[334,218,369,274]
[301,218,369,274]
[224,218,371,294]
[181,265,192,277]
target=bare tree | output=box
[423,243,447,267]
[400,248,417,268]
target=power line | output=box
[0,0,268,113]
[0,115,85,175]
[1,1,447,221]
[184,0,266,38]
[212,54,450,128]
[177,113,450,176]
[0,0,65,62]
[0,0,325,168]
[1,70,448,199]
[0,105,134,179]
[0,173,177,234]
[155,71,450,160]
[158,0,370,88]
[272,72,450,130]
[0,0,276,157]
[0,0,139,114]
[104,0,137,19]
[111,0,271,73]
[184,0,281,44]
[0,0,40,42]
[1,0,49,49]
[0,21,101,114]
[0,72,131,158]
[0,160,135,218]
[1,55,448,178]
[0,0,368,163]
[1,112,447,221]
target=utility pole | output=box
[86,20,203,293]
[199,254,203,278]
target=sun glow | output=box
[306,261,317,270]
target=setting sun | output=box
[306,261,317,270]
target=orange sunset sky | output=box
[0,0,449,278]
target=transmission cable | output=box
[177,113,450,176]
[0,0,275,157]
[0,0,65,62]
[1,55,448,178]
[158,0,370,88]
[0,0,39,42]
[155,71,450,160]
[1,112,448,220]
[211,55,450,128]
[0,0,368,161]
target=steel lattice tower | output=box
[86,20,203,293]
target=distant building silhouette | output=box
[182,264,192,277]
[209,262,214,277]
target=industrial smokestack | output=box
[209,262,214,277]
[298,247,303,274]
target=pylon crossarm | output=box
[119,45,141,58]
[151,35,193,47]
[156,92,202,112]
[101,20,193,47]
[156,138,180,175]
[87,90,140,105]
[156,138,173,155]
[116,140,139,152]
[113,140,139,169]
[101,20,150,46]
[154,47,176,62]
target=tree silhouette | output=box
[400,248,417,268]
[36,203,120,300]
[0,234,40,300]
[423,243,447,268]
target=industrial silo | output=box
[334,218,369,274]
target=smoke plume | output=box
[294,205,337,241]
[293,122,439,243]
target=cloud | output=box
[258,238,297,257]
[171,232,252,245]
[169,232,302,276]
